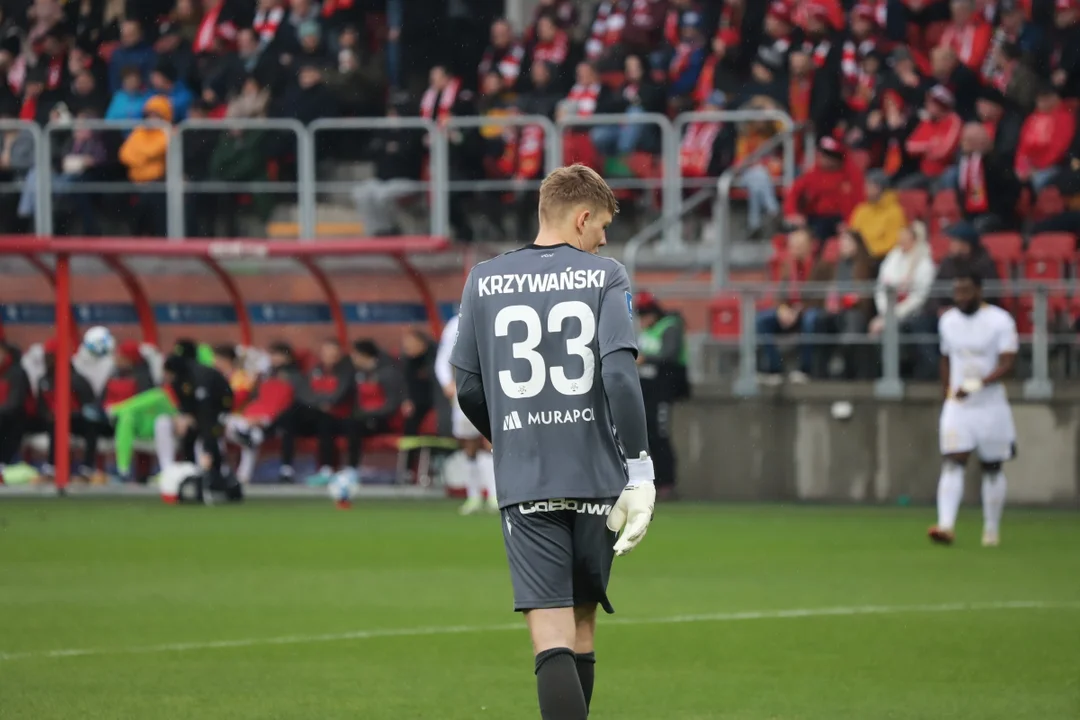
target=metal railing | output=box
[0,120,44,234]
[558,112,679,245]
[695,280,1077,401]
[713,119,805,291]
[624,115,802,285]
[309,117,444,237]
[169,117,312,239]
[15,110,798,251]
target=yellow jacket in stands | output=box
[848,190,907,259]
[118,95,172,183]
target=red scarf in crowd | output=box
[585,0,625,59]
[421,77,461,123]
[532,30,569,66]
[567,82,601,116]
[804,37,832,69]
[253,6,285,45]
[940,20,989,69]
[479,42,525,86]
[958,153,989,214]
[516,124,545,179]
[680,121,720,178]
[194,1,237,53]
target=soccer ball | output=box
[81,326,116,359]
[328,469,359,509]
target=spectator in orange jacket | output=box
[783,136,866,240]
[1015,84,1077,191]
[119,95,172,236]
[899,84,962,190]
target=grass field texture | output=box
[1,499,1078,719]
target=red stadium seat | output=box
[929,233,951,263]
[896,189,929,222]
[1024,233,1077,314]
[708,294,742,339]
[1025,233,1076,281]
[930,190,961,235]
[980,232,1023,279]
[1033,186,1065,221]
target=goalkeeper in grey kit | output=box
[450,164,655,720]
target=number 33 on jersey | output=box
[449,245,640,507]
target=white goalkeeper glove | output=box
[606,452,656,556]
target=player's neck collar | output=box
[526,242,583,253]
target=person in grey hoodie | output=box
[347,339,406,470]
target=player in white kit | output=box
[435,314,498,514]
[929,268,1017,547]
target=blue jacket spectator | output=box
[109,20,157,93]
[151,58,193,122]
[105,67,152,126]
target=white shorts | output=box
[452,398,482,440]
[939,399,1017,462]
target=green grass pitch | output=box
[1,499,1078,719]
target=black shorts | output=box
[501,498,620,614]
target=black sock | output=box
[534,647,588,720]
[575,651,596,711]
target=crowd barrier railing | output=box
[440,114,558,238]
[170,117,311,239]
[24,110,796,257]
[39,118,170,237]
[695,280,1075,400]
[309,117,443,238]
[557,112,679,245]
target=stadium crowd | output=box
[0,0,1075,242]
[0,2,1078,373]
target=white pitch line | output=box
[1,600,1075,663]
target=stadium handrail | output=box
[625,118,804,286]
[698,280,1072,401]
[167,117,312,239]
[308,116,444,238]
[19,110,806,251]
[713,119,806,291]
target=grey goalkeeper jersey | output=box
[450,244,639,507]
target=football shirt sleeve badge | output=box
[625,291,634,320]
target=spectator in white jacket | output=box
[869,221,939,379]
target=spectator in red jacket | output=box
[1015,83,1077,191]
[784,136,866,240]
[225,342,304,484]
[0,342,32,469]
[900,84,963,189]
[103,341,154,409]
[938,0,993,72]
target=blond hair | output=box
[538,164,618,223]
